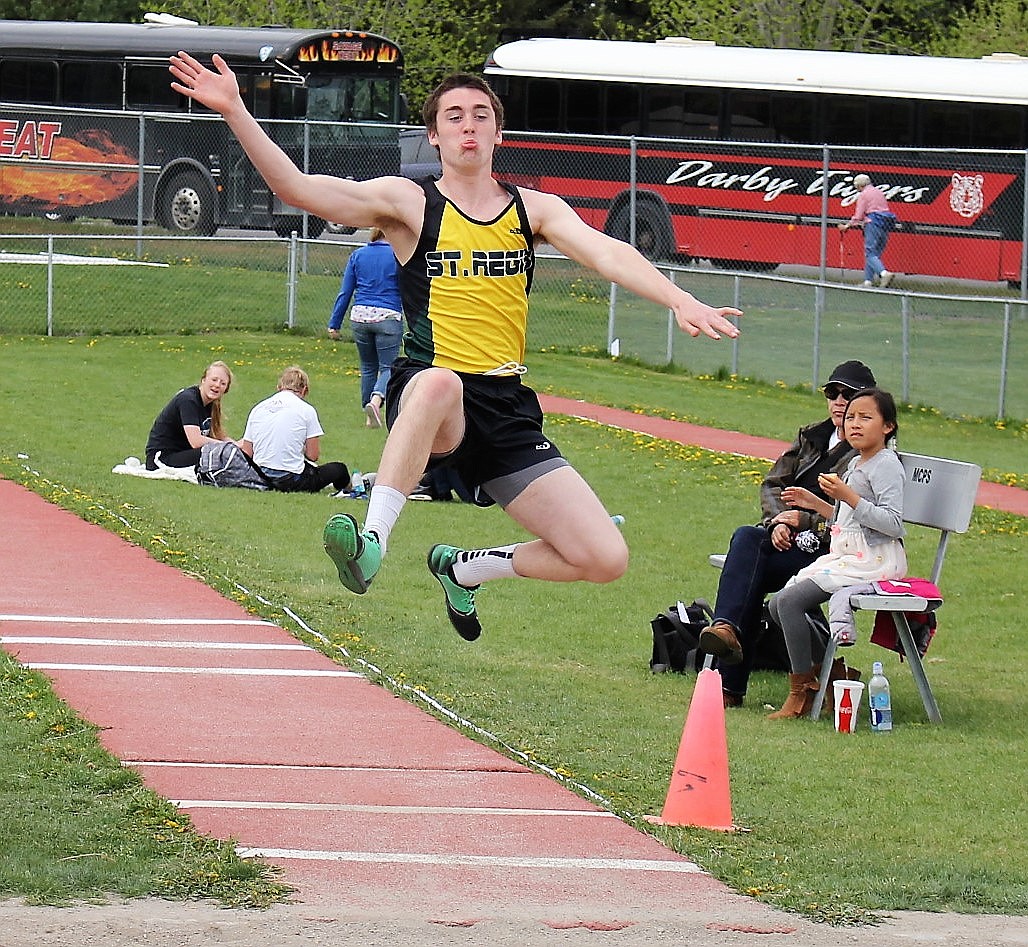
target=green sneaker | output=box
[427,544,481,641]
[323,513,381,594]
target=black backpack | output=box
[196,441,274,491]
[649,598,715,674]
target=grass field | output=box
[1,333,1026,920]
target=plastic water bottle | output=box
[350,470,365,498]
[869,661,893,732]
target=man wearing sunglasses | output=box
[698,360,877,707]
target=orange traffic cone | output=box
[653,667,734,831]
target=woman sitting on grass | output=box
[766,388,907,719]
[144,360,238,470]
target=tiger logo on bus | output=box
[950,172,984,219]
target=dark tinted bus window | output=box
[62,61,122,106]
[867,98,913,146]
[973,104,1024,148]
[126,64,184,110]
[566,81,603,133]
[525,78,560,131]
[727,91,770,139]
[921,101,971,147]
[0,59,57,104]
[824,96,869,145]
[770,93,816,142]
[606,83,641,135]
[644,86,686,136]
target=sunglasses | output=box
[823,385,856,400]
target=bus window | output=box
[973,104,1024,148]
[524,78,560,131]
[126,64,184,111]
[606,83,641,135]
[824,95,869,145]
[770,92,816,142]
[727,91,772,140]
[495,76,528,131]
[867,98,914,146]
[0,58,57,104]
[644,86,687,136]
[253,75,272,119]
[566,82,602,133]
[62,61,122,107]
[921,101,971,147]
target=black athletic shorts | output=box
[385,358,567,508]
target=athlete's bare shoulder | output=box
[514,186,584,240]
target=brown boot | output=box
[822,659,862,715]
[699,621,743,666]
[767,671,819,719]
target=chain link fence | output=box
[1,116,1025,420]
[2,230,1024,422]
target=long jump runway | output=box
[0,477,803,930]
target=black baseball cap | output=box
[825,360,876,392]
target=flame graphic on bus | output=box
[297,37,399,63]
[0,128,137,208]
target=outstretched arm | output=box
[169,52,418,235]
[524,190,740,340]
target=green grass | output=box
[0,333,1026,920]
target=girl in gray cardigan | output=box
[766,389,906,719]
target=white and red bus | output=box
[0,16,404,236]
[484,37,1028,284]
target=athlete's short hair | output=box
[422,73,504,133]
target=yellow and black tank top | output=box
[399,180,535,374]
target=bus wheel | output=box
[273,216,326,239]
[160,172,218,236]
[607,202,672,261]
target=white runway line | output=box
[25,663,360,677]
[236,848,704,872]
[124,761,530,774]
[172,799,617,818]
[0,615,277,625]
[3,636,310,650]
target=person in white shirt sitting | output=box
[241,366,352,493]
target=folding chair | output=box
[809,452,981,724]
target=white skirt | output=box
[791,526,907,593]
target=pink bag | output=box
[870,578,942,657]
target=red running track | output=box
[0,477,794,929]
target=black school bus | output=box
[0,16,404,236]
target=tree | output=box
[0,0,143,19]
[930,0,1028,57]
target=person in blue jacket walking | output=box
[328,229,403,428]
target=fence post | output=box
[629,136,638,247]
[667,270,676,364]
[136,114,146,256]
[731,274,741,375]
[999,302,1011,417]
[819,145,830,282]
[286,232,298,328]
[1021,151,1028,300]
[901,294,911,403]
[46,235,55,337]
[607,281,619,356]
[811,283,825,390]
